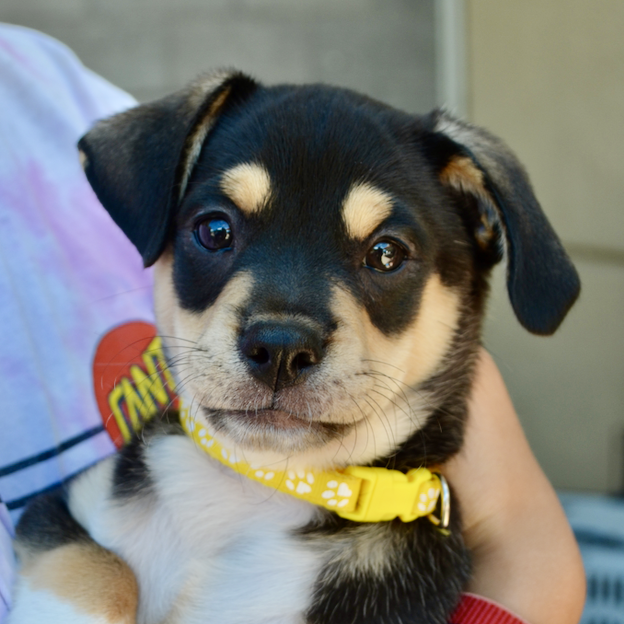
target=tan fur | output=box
[330,273,461,388]
[439,155,484,194]
[178,84,234,202]
[154,253,255,351]
[186,70,233,111]
[341,183,394,240]
[154,253,256,408]
[152,250,177,340]
[317,523,402,578]
[78,149,88,170]
[439,155,497,248]
[20,542,138,622]
[220,162,273,216]
[375,273,461,386]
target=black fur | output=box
[112,434,154,499]
[111,411,184,500]
[66,71,581,624]
[16,489,90,552]
[303,508,470,624]
[422,111,580,335]
[79,72,258,267]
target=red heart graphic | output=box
[93,321,178,448]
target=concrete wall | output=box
[1,0,436,112]
[467,1,624,492]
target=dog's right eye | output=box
[194,216,233,251]
[363,239,406,272]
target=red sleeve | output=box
[449,594,530,624]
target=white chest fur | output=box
[69,436,323,624]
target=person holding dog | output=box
[0,24,584,624]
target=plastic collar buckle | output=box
[335,466,439,523]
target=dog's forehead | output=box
[196,85,423,231]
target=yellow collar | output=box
[179,403,450,526]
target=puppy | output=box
[10,71,579,624]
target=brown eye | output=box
[195,217,232,251]
[364,240,406,272]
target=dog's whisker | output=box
[156,334,200,345]
[366,392,400,456]
[360,358,407,374]
[369,386,416,427]
[365,374,414,418]
[361,396,389,460]
[348,395,372,463]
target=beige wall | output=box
[1,0,436,111]
[467,1,624,491]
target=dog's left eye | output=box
[195,217,233,251]
[363,240,406,272]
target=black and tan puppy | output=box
[10,72,579,624]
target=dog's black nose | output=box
[239,321,324,391]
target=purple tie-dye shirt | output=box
[0,24,154,619]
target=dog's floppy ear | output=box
[422,110,580,335]
[78,70,258,267]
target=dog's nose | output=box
[239,321,324,391]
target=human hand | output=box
[441,349,585,624]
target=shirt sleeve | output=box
[450,594,531,624]
[0,502,15,623]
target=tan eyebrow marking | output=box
[220,162,272,215]
[342,183,394,240]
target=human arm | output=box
[442,349,586,624]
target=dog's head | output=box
[79,71,579,470]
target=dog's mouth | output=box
[222,408,316,428]
[204,406,354,434]
[201,406,357,453]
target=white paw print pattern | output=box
[254,469,276,482]
[183,413,241,464]
[193,426,215,449]
[321,480,353,508]
[417,486,440,514]
[285,470,315,495]
[220,446,239,464]
[182,412,194,431]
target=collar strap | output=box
[179,404,450,526]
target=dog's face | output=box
[151,87,469,468]
[80,72,580,470]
